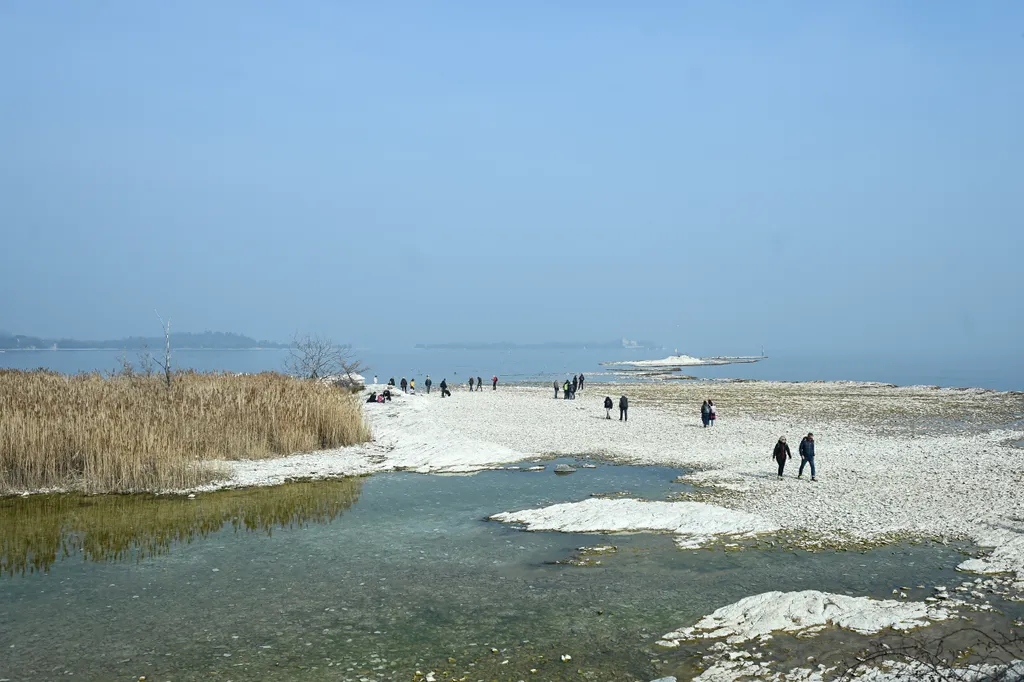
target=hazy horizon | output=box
[2,2,1022,359]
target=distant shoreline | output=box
[0,347,287,352]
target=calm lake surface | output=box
[2,459,1012,681]
[2,347,1021,390]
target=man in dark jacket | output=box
[773,437,792,478]
[469,376,475,391]
[425,376,432,393]
[572,375,578,396]
[439,378,449,397]
[578,373,585,390]
[798,433,816,481]
[400,377,408,393]
[619,395,629,421]
[604,396,613,419]
[476,376,483,392]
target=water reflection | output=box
[0,478,363,576]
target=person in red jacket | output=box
[492,375,498,390]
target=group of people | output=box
[700,400,717,427]
[772,433,817,481]
[554,374,585,399]
[370,374,498,399]
[469,376,499,391]
[603,394,628,420]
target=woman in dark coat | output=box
[772,436,792,479]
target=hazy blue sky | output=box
[2,1,1022,355]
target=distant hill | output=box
[0,331,288,350]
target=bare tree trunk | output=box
[155,311,173,390]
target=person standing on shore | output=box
[798,433,817,481]
[373,375,378,385]
[563,379,571,399]
[604,396,613,419]
[579,373,585,390]
[772,436,792,479]
[388,377,395,387]
[701,400,710,427]
[572,375,579,397]
[410,378,415,393]
[439,378,448,397]
[469,376,475,391]
[709,400,717,426]
[553,380,560,399]
[425,375,432,393]
[619,394,629,421]
[400,377,408,393]
[492,375,498,390]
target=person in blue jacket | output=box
[798,433,817,481]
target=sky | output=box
[1,1,1022,356]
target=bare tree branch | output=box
[154,311,173,389]
[284,334,366,386]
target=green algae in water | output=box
[0,478,363,576]
[0,459,1007,681]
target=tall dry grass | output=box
[0,369,371,494]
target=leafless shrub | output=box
[284,333,366,384]
[840,627,1024,681]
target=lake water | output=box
[2,346,1022,391]
[2,459,1015,681]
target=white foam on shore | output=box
[657,590,952,647]
[490,498,777,548]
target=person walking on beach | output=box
[701,400,710,427]
[773,436,792,479]
[400,377,408,393]
[492,375,498,390]
[563,379,571,399]
[572,375,579,396]
[410,378,415,393]
[469,376,475,391]
[425,375,432,393]
[439,378,449,397]
[708,400,717,426]
[579,373,585,390]
[798,433,817,481]
[619,394,629,421]
[476,376,482,391]
[553,380,560,399]
[604,396,613,419]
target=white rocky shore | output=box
[489,497,778,549]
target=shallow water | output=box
[0,460,1009,681]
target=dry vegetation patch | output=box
[0,370,371,494]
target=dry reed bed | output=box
[0,370,371,495]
